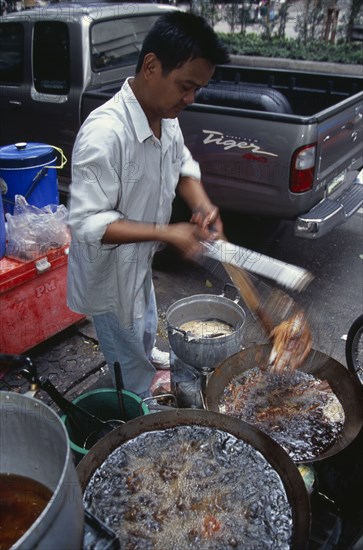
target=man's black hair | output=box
[135,11,230,74]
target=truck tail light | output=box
[290,144,316,193]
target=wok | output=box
[77,409,310,550]
[206,345,363,463]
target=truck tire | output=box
[345,314,363,386]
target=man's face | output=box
[147,56,215,119]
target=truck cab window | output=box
[33,22,70,94]
[0,23,24,85]
[91,16,158,71]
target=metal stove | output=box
[170,350,210,409]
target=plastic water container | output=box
[0,191,5,259]
[0,142,60,215]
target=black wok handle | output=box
[39,378,77,416]
[38,377,113,435]
[114,362,127,421]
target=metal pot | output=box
[166,288,246,371]
[206,345,363,463]
[77,409,310,549]
[0,392,84,549]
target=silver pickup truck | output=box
[0,3,362,238]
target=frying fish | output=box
[268,311,312,373]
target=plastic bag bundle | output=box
[6,195,70,261]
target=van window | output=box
[91,15,159,71]
[33,21,70,94]
[0,23,24,85]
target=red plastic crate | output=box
[0,245,85,354]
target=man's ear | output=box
[142,53,162,80]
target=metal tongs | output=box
[196,240,276,336]
[200,239,314,293]
[196,240,313,373]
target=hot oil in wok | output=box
[84,426,293,549]
[220,368,345,462]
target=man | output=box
[67,11,230,397]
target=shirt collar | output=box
[122,78,153,143]
[121,77,178,149]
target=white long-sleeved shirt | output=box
[67,78,200,324]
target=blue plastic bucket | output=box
[0,142,59,216]
[0,191,5,258]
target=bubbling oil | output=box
[0,473,52,550]
[220,368,345,462]
[84,426,293,549]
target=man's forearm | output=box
[102,219,169,245]
[176,176,214,213]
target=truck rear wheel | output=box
[345,314,363,386]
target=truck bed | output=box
[206,66,363,116]
[83,65,363,120]
[81,64,363,237]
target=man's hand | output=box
[164,222,210,260]
[190,204,224,240]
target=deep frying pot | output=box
[206,345,363,463]
[0,392,84,549]
[77,409,310,550]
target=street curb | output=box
[230,54,363,76]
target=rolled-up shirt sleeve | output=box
[176,120,200,181]
[68,121,125,244]
[180,144,201,181]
